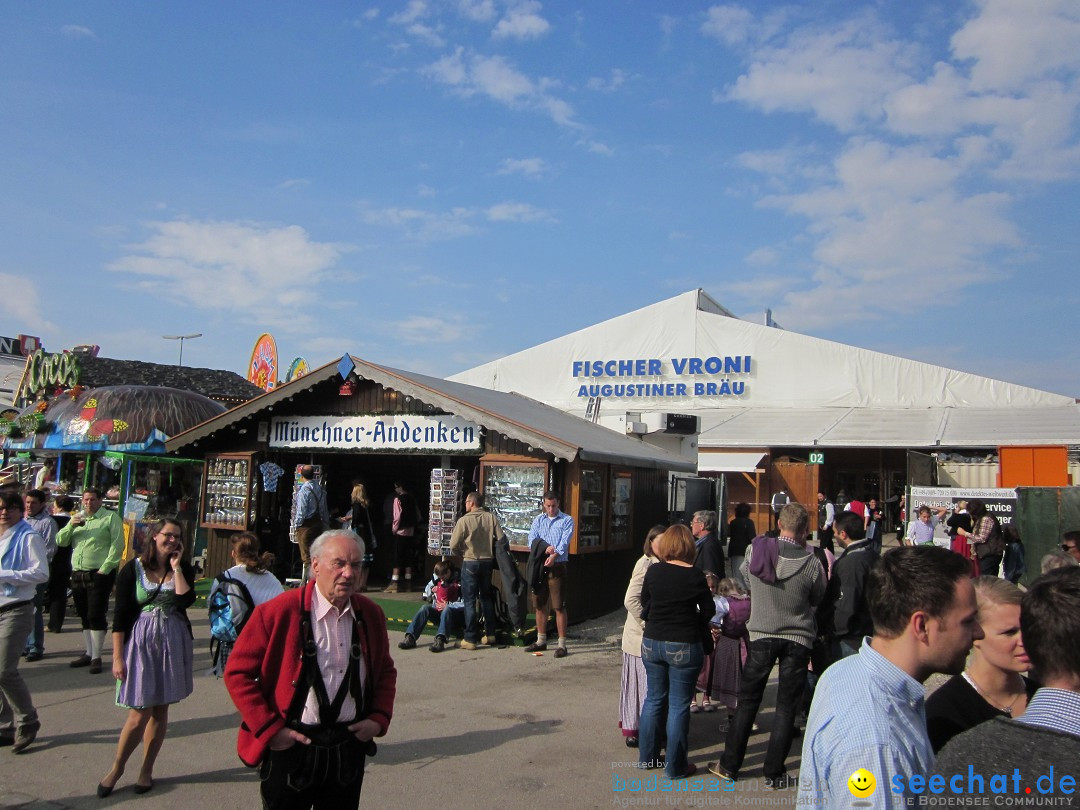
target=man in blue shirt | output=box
[292,466,329,580]
[797,545,982,806]
[524,491,574,658]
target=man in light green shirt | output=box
[55,488,124,673]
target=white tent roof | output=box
[451,290,1080,449]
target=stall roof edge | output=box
[165,355,696,473]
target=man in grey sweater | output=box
[708,502,825,788]
[932,566,1080,803]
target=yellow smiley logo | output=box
[848,768,876,798]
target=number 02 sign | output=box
[809,452,825,465]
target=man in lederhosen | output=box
[225,529,396,809]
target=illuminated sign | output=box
[26,350,80,394]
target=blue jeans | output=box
[720,637,810,780]
[406,604,463,640]
[461,560,496,643]
[638,638,703,779]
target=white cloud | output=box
[580,139,614,156]
[405,23,445,47]
[390,1,429,26]
[0,273,57,333]
[950,0,1080,93]
[61,25,97,39]
[493,1,550,41]
[701,5,754,47]
[745,246,779,266]
[497,157,547,177]
[108,220,344,325]
[485,202,556,222]
[587,69,627,93]
[358,203,480,241]
[425,48,578,127]
[711,1,1080,329]
[392,315,467,344]
[277,178,311,190]
[417,183,437,197]
[458,0,496,23]
[721,16,918,131]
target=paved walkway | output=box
[0,600,809,809]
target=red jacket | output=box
[224,582,397,767]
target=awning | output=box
[698,452,767,473]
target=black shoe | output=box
[88,658,103,674]
[0,734,14,748]
[11,721,39,754]
[70,654,92,668]
[430,636,446,653]
[133,780,154,795]
[764,774,791,790]
[553,646,567,658]
[398,634,416,650]
[708,761,736,781]
[25,650,43,662]
[524,641,547,653]
[625,736,638,748]
[97,783,114,798]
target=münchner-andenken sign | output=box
[269,415,481,451]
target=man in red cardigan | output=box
[225,530,396,809]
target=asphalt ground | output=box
[3,535,913,809]
[0,598,816,810]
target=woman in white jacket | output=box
[618,525,665,748]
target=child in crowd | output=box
[692,572,726,713]
[398,561,464,653]
[700,578,751,731]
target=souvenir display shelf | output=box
[428,468,463,556]
[577,466,604,551]
[608,470,633,550]
[480,460,548,551]
[200,452,256,530]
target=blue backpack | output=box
[209,572,255,675]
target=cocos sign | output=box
[26,350,81,394]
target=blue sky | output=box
[2,1,1078,396]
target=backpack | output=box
[209,572,255,675]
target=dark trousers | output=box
[720,637,810,780]
[260,738,366,810]
[977,552,1003,576]
[461,560,496,643]
[46,546,72,632]
[71,570,115,631]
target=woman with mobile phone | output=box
[96,519,195,797]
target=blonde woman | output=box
[618,525,664,748]
[349,481,376,592]
[925,576,1035,752]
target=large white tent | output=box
[450,290,1080,452]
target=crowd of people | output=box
[7,473,1080,806]
[614,494,1080,804]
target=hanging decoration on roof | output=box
[285,357,309,383]
[247,333,279,393]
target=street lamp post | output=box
[162,333,202,367]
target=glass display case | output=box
[481,460,548,550]
[609,470,633,550]
[200,452,256,530]
[576,466,605,551]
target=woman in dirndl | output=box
[97,519,195,797]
